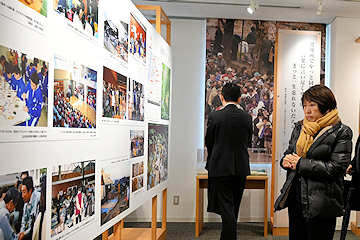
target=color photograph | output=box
[102,66,127,119]
[128,79,144,121]
[130,130,144,158]
[53,54,97,128]
[205,19,326,163]
[101,161,130,226]
[147,124,168,190]
[0,45,48,127]
[18,0,47,17]
[0,168,47,240]
[104,19,129,61]
[53,0,99,38]
[161,63,171,120]
[132,162,144,193]
[51,160,95,237]
[129,13,146,64]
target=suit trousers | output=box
[212,175,247,240]
[288,198,336,240]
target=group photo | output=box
[0,45,48,127]
[128,80,144,121]
[0,168,47,240]
[104,19,129,62]
[53,56,97,128]
[130,130,144,158]
[129,14,146,64]
[54,0,99,38]
[102,66,127,119]
[51,160,95,237]
[100,162,130,226]
[205,19,326,163]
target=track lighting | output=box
[247,0,259,14]
[316,0,326,16]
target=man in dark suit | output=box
[205,83,252,240]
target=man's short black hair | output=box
[30,71,39,85]
[4,187,21,205]
[13,65,20,74]
[22,176,34,193]
[221,83,240,102]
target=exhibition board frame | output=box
[101,5,170,240]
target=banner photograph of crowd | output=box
[205,19,326,163]
[0,169,47,240]
[0,45,48,127]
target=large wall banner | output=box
[273,30,321,228]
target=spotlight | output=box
[247,0,259,14]
[316,1,326,16]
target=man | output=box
[0,188,21,240]
[19,177,40,240]
[205,83,252,240]
[216,52,227,74]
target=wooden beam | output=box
[152,196,157,240]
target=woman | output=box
[274,85,353,240]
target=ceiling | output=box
[132,0,360,24]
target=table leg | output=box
[264,179,268,237]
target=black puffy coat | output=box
[275,120,353,218]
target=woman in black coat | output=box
[274,85,353,240]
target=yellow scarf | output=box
[296,109,339,158]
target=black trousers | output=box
[288,198,336,240]
[212,175,247,240]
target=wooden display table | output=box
[196,174,268,237]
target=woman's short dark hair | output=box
[301,84,337,114]
[222,83,240,102]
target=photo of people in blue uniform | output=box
[0,168,47,240]
[128,80,144,121]
[0,45,48,127]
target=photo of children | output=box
[101,162,130,226]
[53,55,97,128]
[0,168,47,240]
[147,124,168,190]
[161,63,171,120]
[129,14,146,63]
[0,45,48,127]
[18,0,47,17]
[130,130,144,158]
[128,80,144,121]
[53,0,99,38]
[104,19,129,61]
[51,160,95,237]
[102,66,127,119]
[132,162,144,192]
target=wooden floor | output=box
[70,96,96,125]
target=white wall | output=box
[329,16,360,228]
[127,18,271,223]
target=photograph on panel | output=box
[132,161,144,193]
[0,45,48,127]
[104,19,129,61]
[51,160,95,237]
[18,0,48,17]
[147,124,168,190]
[205,19,326,164]
[161,63,171,120]
[130,130,144,158]
[102,66,127,119]
[53,54,97,128]
[127,79,144,121]
[0,168,47,240]
[129,13,146,64]
[100,161,130,226]
[53,0,99,38]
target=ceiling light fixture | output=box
[316,0,326,16]
[247,0,259,14]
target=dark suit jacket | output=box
[205,104,252,177]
